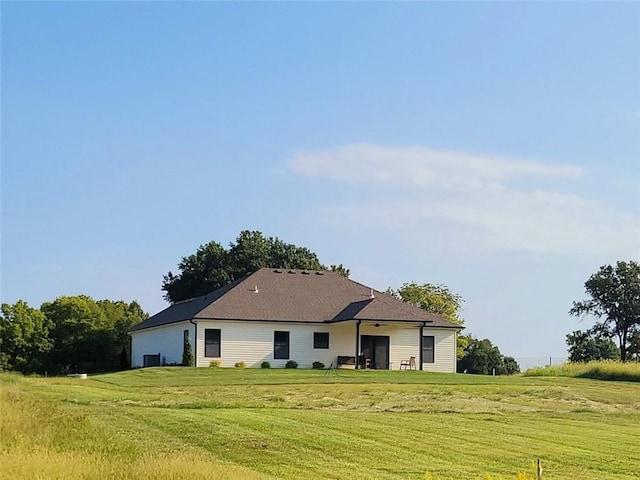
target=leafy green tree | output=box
[162,230,330,303]
[96,300,148,369]
[163,241,231,303]
[41,296,148,374]
[329,264,350,278]
[387,282,469,358]
[457,337,519,375]
[566,330,620,363]
[569,261,640,361]
[41,295,108,373]
[502,356,521,375]
[0,296,146,375]
[390,282,464,324]
[0,301,53,373]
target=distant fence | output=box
[513,356,567,371]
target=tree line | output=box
[6,231,632,376]
[1,230,519,376]
[0,296,147,375]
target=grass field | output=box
[2,368,639,479]
[524,360,640,382]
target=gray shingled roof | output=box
[130,268,460,332]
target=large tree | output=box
[565,329,619,363]
[96,299,148,369]
[41,295,108,373]
[40,296,147,374]
[386,282,468,359]
[569,261,640,361]
[389,282,464,325]
[162,230,337,303]
[0,300,53,373]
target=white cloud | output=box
[288,144,639,257]
[290,144,583,192]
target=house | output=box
[129,268,462,372]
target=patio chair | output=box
[400,356,416,371]
[358,354,372,369]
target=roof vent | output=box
[288,270,296,274]
[369,288,375,299]
[315,271,324,275]
[301,271,309,275]
[274,269,282,273]
[253,285,259,293]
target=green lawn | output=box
[2,368,639,479]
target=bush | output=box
[209,360,221,368]
[260,361,271,369]
[182,337,194,366]
[457,337,519,375]
[234,361,246,368]
[312,361,325,370]
[285,360,298,369]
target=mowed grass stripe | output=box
[127,407,384,479]
[128,405,638,479]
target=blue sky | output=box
[3,2,639,367]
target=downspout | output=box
[355,320,361,370]
[189,319,197,367]
[419,322,426,371]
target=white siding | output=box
[131,319,457,373]
[421,328,457,373]
[130,321,194,368]
[358,324,457,372]
[386,325,421,371]
[194,321,358,369]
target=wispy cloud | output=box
[290,144,582,192]
[288,144,639,257]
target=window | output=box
[313,332,329,349]
[205,329,221,358]
[183,329,189,343]
[422,336,435,363]
[274,331,290,359]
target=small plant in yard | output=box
[285,360,298,369]
[182,338,194,366]
[234,361,246,368]
[260,361,271,369]
[209,360,220,368]
[312,361,325,370]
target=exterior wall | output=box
[359,324,457,372]
[130,321,194,368]
[422,327,457,373]
[374,324,420,371]
[131,320,457,373]
[193,320,358,369]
